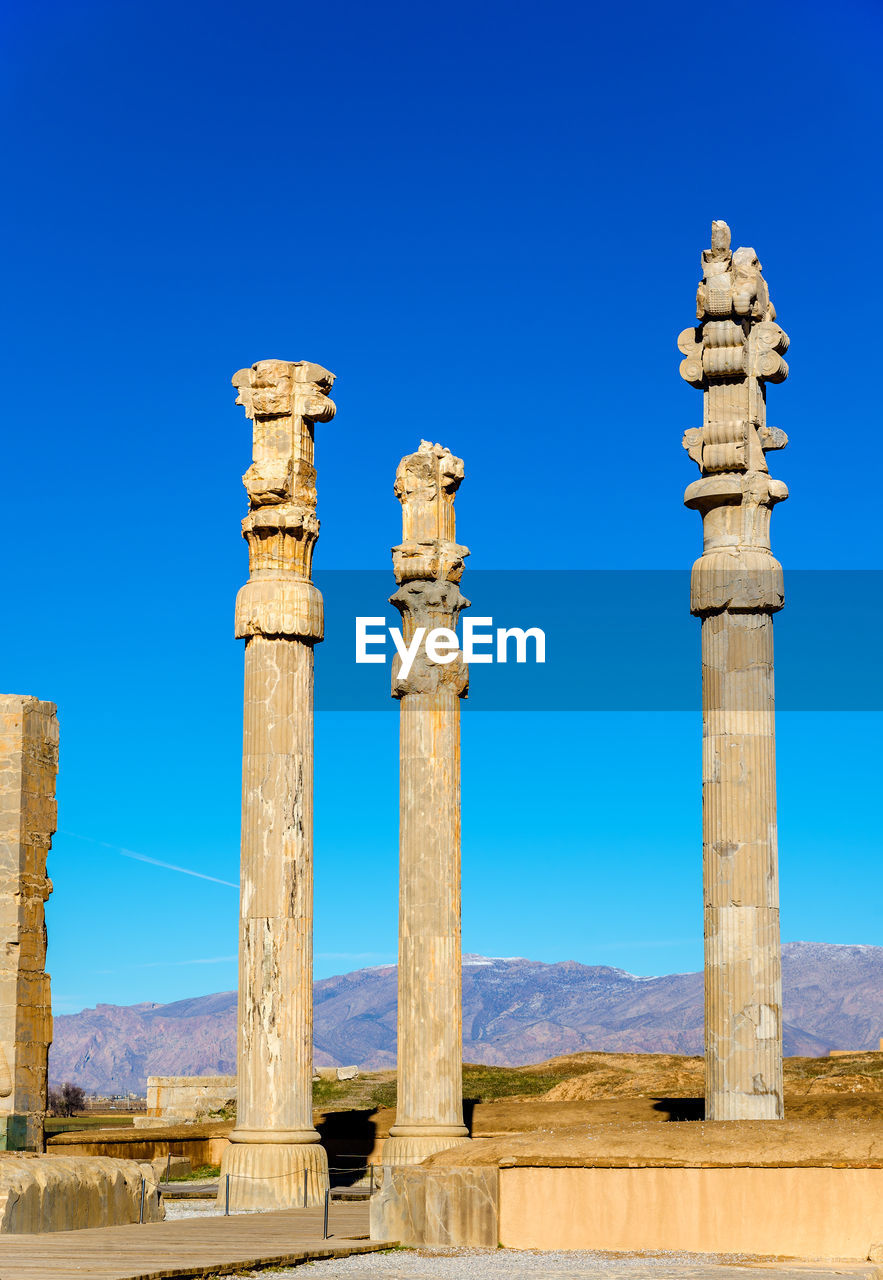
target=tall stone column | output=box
[679,221,790,1120]
[219,359,336,1208]
[383,441,471,1167]
[0,695,58,1151]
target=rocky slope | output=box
[49,942,883,1093]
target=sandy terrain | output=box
[523,1050,883,1120]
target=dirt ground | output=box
[422,1115,883,1167]
[316,1050,883,1127]
[524,1050,883,1120]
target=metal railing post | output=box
[323,1186,330,1239]
[303,1167,308,1207]
[139,1177,146,1224]
[225,1173,230,1216]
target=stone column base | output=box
[382,1133,470,1168]
[218,1140,329,1209]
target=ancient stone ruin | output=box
[384,441,471,1167]
[0,695,58,1152]
[10,226,875,1258]
[134,1075,237,1127]
[219,359,336,1209]
[0,697,164,1231]
[679,220,790,1120]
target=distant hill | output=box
[49,941,883,1094]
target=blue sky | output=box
[2,0,881,1014]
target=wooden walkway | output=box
[0,1202,385,1280]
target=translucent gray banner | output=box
[313,570,883,711]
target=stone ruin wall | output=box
[134,1075,238,1127]
[0,695,58,1151]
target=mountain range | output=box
[49,942,883,1094]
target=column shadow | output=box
[650,1096,705,1120]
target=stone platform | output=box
[372,1119,883,1259]
[47,1120,233,1167]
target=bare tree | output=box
[48,1082,85,1117]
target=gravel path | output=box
[219,1249,880,1280]
[163,1200,228,1218]
[160,1203,878,1279]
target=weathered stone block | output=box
[0,1155,163,1232]
[140,1154,191,1181]
[370,1165,498,1246]
[140,1075,236,1125]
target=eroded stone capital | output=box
[395,439,464,504]
[390,441,469,697]
[392,440,470,586]
[393,441,466,555]
[389,580,470,697]
[233,360,336,426]
[232,358,335,640]
[679,223,790,615]
[233,360,335,509]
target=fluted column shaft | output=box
[394,691,465,1137]
[702,610,783,1119]
[237,635,316,1139]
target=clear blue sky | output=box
[1,0,880,1014]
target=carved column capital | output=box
[679,222,789,615]
[390,441,469,698]
[390,580,470,697]
[392,441,469,584]
[232,359,336,641]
